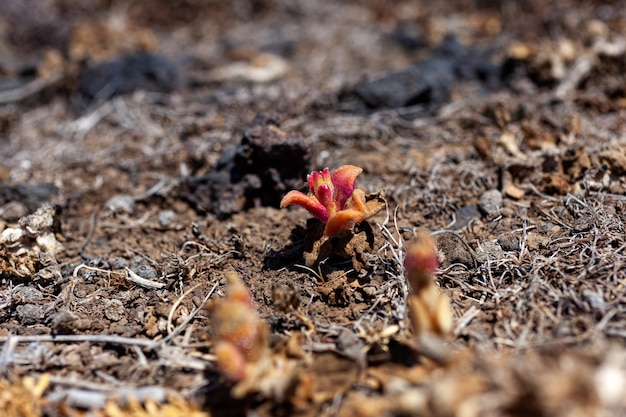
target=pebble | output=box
[0,201,28,222]
[12,285,44,303]
[498,234,520,251]
[104,299,125,321]
[16,304,45,325]
[504,184,525,200]
[105,194,135,214]
[474,240,504,263]
[158,210,176,226]
[479,190,503,217]
[501,207,515,217]
[130,256,158,279]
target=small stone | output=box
[452,205,480,230]
[501,207,515,217]
[479,190,503,217]
[0,201,28,222]
[105,195,135,214]
[474,240,504,263]
[104,299,125,322]
[498,132,525,159]
[109,257,128,270]
[50,310,79,335]
[12,286,44,303]
[435,233,475,268]
[504,184,525,200]
[145,315,159,337]
[473,136,491,159]
[16,304,45,325]
[525,231,549,250]
[130,256,158,279]
[272,284,300,312]
[498,234,519,251]
[158,210,176,226]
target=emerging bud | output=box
[281,165,383,236]
[210,272,269,382]
[404,230,439,293]
[404,231,453,338]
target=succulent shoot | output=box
[280,165,381,236]
[404,231,453,337]
[404,230,440,293]
[211,272,269,382]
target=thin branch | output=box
[152,282,218,348]
[167,282,204,335]
[0,334,155,348]
[0,72,64,104]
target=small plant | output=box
[209,272,298,399]
[404,231,453,338]
[280,165,382,237]
[210,272,269,382]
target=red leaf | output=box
[331,165,362,209]
[280,190,329,222]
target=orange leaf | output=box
[280,190,329,222]
[215,341,246,382]
[324,209,363,236]
[331,165,363,209]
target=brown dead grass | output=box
[1,0,626,416]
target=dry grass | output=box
[1,0,626,416]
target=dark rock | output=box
[390,21,426,52]
[355,59,455,109]
[0,182,59,212]
[79,51,178,101]
[435,232,476,269]
[49,310,79,335]
[130,256,158,279]
[182,112,312,218]
[452,205,481,230]
[0,201,28,222]
[498,234,520,251]
[109,257,129,270]
[350,35,503,112]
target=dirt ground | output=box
[1,0,626,416]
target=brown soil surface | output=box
[1,1,626,416]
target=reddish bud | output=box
[404,231,439,292]
[281,165,383,237]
